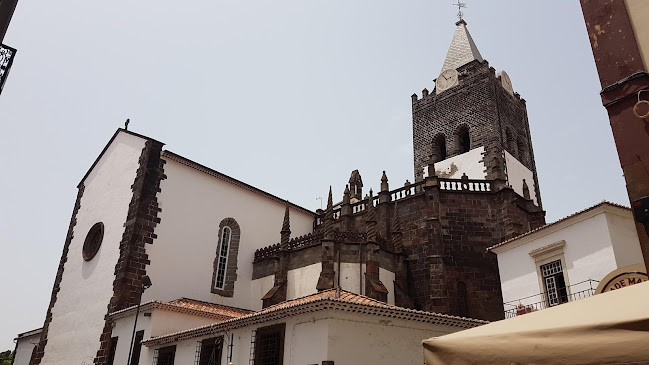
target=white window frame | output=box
[529,240,571,306]
[214,226,232,290]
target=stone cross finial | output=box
[343,184,350,205]
[454,0,467,22]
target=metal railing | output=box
[503,279,599,318]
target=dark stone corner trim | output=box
[94,139,166,365]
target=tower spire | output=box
[440,13,483,73]
[280,205,291,247]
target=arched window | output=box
[517,138,527,164]
[457,281,469,317]
[457,126,471,154]
[212,218,240,297]
[432,134,447,162]
[506,127,517,158]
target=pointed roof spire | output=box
[327,186,333,210]
[392,205,403,253]
[343,184,351,205]
[365,189,377,242]
[324,186,334,240]
[281,205,291,247]
[440,20,483,72]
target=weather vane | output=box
[454,0,467,21]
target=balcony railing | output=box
[503,279,599,319]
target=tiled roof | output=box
[109,298,253,321]
[487,201,630,252]
[441,20,484,72]
[142,288,487,347]
[14,327,42,340]
[167,298,254,318]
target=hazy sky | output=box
[0,0,629,351]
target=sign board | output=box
[0,43,17,95]
[595,263,648,294]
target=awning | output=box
[423,281,649,365]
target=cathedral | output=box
[24,19,546,365]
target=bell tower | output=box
[412,19,542,207]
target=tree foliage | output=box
[0,350,14,365]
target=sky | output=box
[0,0,630,351]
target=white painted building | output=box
[12,328,41,365]
[126,289,483,365]
[488,202,645,318]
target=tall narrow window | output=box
[541,260,568,307]
[130,330,144,365]
[107,337,118,365]
[432,134,447,162]
[517,138,527,164]
[215,227,231,290]
[457,126,471,153]
[506,127,517,157]
[212,218,240,297]
[457,282,469,317]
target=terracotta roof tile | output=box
[142,288,487,347]
[167,298,254,318]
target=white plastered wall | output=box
[379,268,396,305]
[504,150,538,206]
[336,263,365,295]
[148,309,467,365]
[111,309,219,365]
[287,263,321,300]
[494,209,623,307]
[144,158,314,311]
[423,146,486,180]
[251,275,275,303]
[326,312,459,365]
[605,209,644,268]
[42,132,146,365]
[13,332,41,365]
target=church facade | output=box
[27,20,546,365]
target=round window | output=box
[83,222,104,261]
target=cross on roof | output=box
[454,0,467,21]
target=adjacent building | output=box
[489,201,646,318]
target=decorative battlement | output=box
[254,230,395,262]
